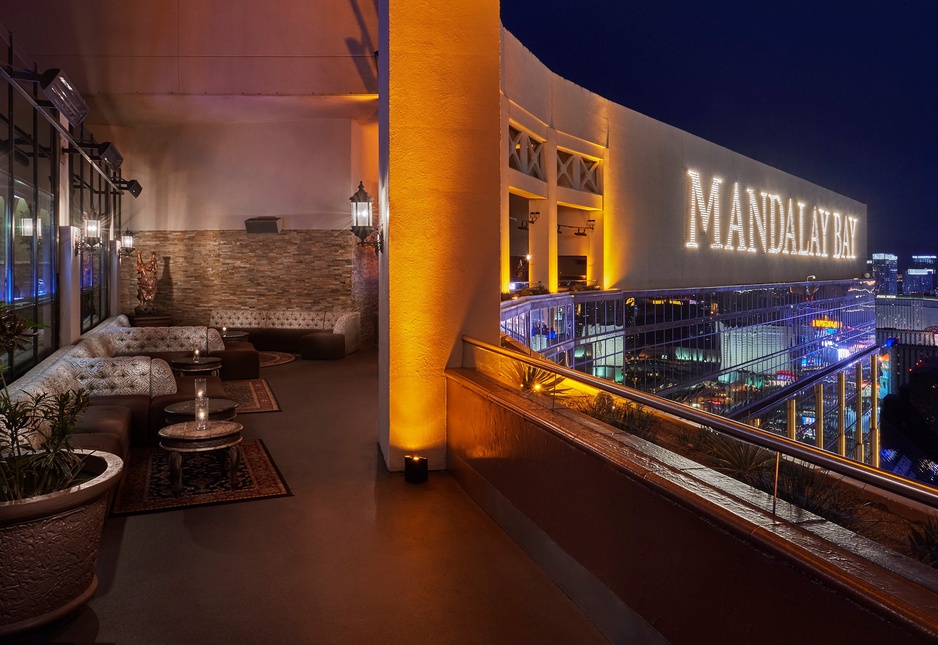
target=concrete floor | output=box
[18,349,608,644]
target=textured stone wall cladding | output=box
[119,231,378,346]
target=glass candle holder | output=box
[193,348,200,363]
[194,377,207,400]
[195,397,209,430]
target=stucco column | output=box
[528,198,549,289]
[379,0,502,471]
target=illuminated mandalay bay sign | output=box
[685,170,859,260]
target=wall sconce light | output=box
[404,455,428,483]
[66,140,123,173]
[114,178,142,198]
[75,218,102,255]
[511,211,540,231]
[10,67,88,128]
[349,181,382,252]
[558,219,596,236]
[118,229,136,258]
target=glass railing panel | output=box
[462,335,938,580]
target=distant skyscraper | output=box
[869,253,898,295]
[905,269,935,296]
[911,255,937,269]
[906,255,936,295]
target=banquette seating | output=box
[209,308,361,358]
[2,315,251,461]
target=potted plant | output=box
[0,304,123,637]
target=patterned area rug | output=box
[111,439,291,515]
[259,351,296,368]
[221,378,281,413]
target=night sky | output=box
[500,1,938,271]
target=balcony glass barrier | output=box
[462,335,938,576]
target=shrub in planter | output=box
[0,304,123,636]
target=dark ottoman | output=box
[300,332,346,360]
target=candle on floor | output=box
[404,455,428,484]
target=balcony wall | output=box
[445,368,938,644]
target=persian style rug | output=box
[259,351,297,368]
[111,439,291,515]
[221,378,280,413]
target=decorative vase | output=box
[0,450,123,637]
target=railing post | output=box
[837,371,846,457]
[814,383,824,449]
[870,354,880,468]
[786,397,797,441]
[854,361,866,462]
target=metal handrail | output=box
[727,344,881,421]
[462,334,938,509]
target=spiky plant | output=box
[706,433,775,487]
[508,363,570,398]
[768,462,859,528]
[908,517,938,568]
[571,392,656,439]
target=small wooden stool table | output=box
[164,398,239,425]
[157,420,243,494]
[169,356,222,377]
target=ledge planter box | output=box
[0,450,123,637]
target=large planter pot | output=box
[0,450,123,637]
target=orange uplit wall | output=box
[379,0,502,470]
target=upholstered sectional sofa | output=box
[209,309,361,356]
[3,315,239,460]
[73,323,260,381]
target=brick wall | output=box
[119,230,378,346]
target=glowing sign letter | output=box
[725,182,746,251]
[833,212,843,259]
[686,170,723,249]
[746,189,768,253]
[768,194,784,254]
[797,202,808,255]
[847,216,858,258]
[782,198,797,255]
[818,209,830,257]
[808,207,821,256]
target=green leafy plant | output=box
[706,433,775,487]
[571,392,655,439]
[507,363,570,398]
[908,517,938,568]
[0,303,91,501]
[766,462,859,528]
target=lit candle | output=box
[193,348,200,363]
[194,377,207,400]
[404,454,428,483]
[222,326,227,334]
[195,397,209,430]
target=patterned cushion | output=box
[210,309,266,328]
[108,326,214,354]
[266,310,324,329]
[149,358,177,396]
[62,357,155,397]
[205,329,225,352]
[73,334,116,358]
